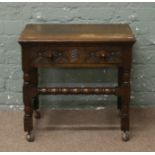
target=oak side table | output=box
[19,24,135,142]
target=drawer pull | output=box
[95,50,110,59]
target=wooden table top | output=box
[19,24,135,43]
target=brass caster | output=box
[26,131,34,142]
[34,110,41,119]
[122,131,130,141]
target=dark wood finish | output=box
[38,87,117,95]
[19,24,135,141]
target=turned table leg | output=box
[23,72,34,142]
[22,46,38,142]
[120,69,130,141]
[32,68,41,119]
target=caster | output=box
[34,110,41,119]
[26,132,34,142]
[122,131,130,141]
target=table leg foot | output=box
[26,131,35,142]
[121,131,130,141]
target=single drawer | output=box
[30,46,122,66]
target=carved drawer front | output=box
[31,46,122,66]
[84,47,122,64]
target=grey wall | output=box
[0,2,155,110]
